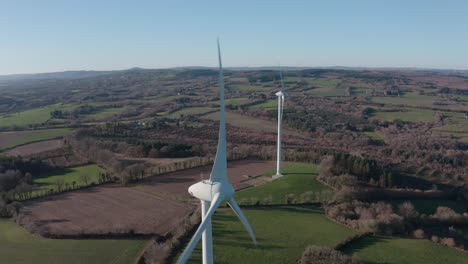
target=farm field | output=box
[181,206,356,264]
[371,92,435,107]
[0,219,146,264]
[202,111,303,137]
[166,107,215,118]
[0,128,72,150]
[343,235,468,264]
[18,160,275,237]
[20,185,194,237]
[363,131,385,141]
[0,104,75,127]
[33,164,102,192]
[85,106,128,119]
[6,139,63,156]
[249,99,277,110]
[235,163,331,204]
[135,160,278,199]
[225,97,251,106]
[372,108,435,122]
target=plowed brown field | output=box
[19,160,276,237]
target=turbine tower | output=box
[177,39,257,264]
[272,71,287,180]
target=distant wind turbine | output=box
[177,39,257,264]
[272,70,287,180]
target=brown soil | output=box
[19,185,194,237]
[137,160,277,197]
[18,160,277,237]
[6,139,63,156]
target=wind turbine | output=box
[177,40,257,264]
[272,71,287,180]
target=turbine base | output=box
[272,174,283,180]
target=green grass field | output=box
[34,164,102,191]
[235,163,331,204]
[229,84,266,92]
[166,107,215,118]
[249,99,278,110]
[363,131,385,141]
[85,106,128,119]
[0,219,147,264]
[182,206,356,264]
[304,78,346,97]
[371,92,435,107]
[389,199,468,215]
[0,128,72,150]
[0,104,75,127]
[372,108,435,122]
[344,235,468,264]
[225,98,251,106]
[202,111,279,134]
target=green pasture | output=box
[33,164,102,192]
[0,104,75,127]
[0,219,146,264]
[182,206,356,264]
[166,107,215,118]
[371,92,435,107]
[235,163,331,204]
[344,235,468,264]
[372,108,435,122]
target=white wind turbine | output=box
[272,71,287,180]
[177,40,257,264]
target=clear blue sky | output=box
[1,0,467,74]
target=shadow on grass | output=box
[341,235,388,254]
[33,167,75,182]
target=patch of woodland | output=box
[319,155,468,250]
[0,156,50,216]
[299,245,363,264]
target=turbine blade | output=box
[210,39,228,182]
[279,70,285,92]
[227,197,257,245]
[177,194,223,264]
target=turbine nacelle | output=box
[275,90,287,97]
[188,180,235,202]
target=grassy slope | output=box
[0,128,72,150]
[363,131,385,141]
[306,78,345,96]
[371,92,434,107]
[250,99,277,110]
[373,108,435,122]
[185,206,356,264]
[166,107,215,118]
[344,235,468,264]
[34,164,102,191]
[235,163,330,204]
[85,107,128,119]
[0,104,75,127]
[0,219,146,264]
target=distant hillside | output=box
[1,67,467,83]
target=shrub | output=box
[412,229,425,239]
[300,245,363,264]
[440,237,456,248]
[431,207,461,221]
[398,201,419,219]
[285,193,297,204]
